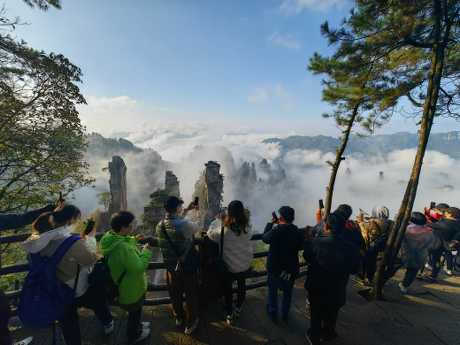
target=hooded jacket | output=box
[100,230,152,305]
[402,223,439,268]
[21,226,97,297]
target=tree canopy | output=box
[0,1,92,213]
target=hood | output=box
[22,225,72,254]
[100,230,135,255]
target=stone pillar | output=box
[108,156,128,215]
[193,161,224,230]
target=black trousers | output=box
[430,247,453,278]
[60,284,112,345]
[402,267,419,288]
[126,307,142,341]
[222,270,246,315]
[308,291,340,345]
[0,290,12,345]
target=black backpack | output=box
[88,256,125,303]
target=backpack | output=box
[18,235,81,328]
[88,255,126,304]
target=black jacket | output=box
[263,223,304,277]
[429,218,460,242]
[303,234,360,306]
[0,205,54,231]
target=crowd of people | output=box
[0,197,459,345]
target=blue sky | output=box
[4,0,459,135]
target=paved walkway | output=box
[11,272,460,345]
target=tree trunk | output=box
[324,103,360,218]
[373,0,449,299]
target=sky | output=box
[4,0,460,137]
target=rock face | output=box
[193,161,224,230]
[143,170,181,231]
[108,156,128,215]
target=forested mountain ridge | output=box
[264,131,460,158]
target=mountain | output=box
[264,131,460,159]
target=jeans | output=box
[308,291,340,345]
[267,273,294,320]
[60,284,113,345]
[166,270,199,327]
[402,267,419,288]
[223,271,246,315]
[126,307,142,341]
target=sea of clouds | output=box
[71,121,460,232]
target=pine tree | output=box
[316,0,460,298]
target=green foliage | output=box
[315,0,460,124]
[22,0,61,10]
[97,191,111,211]
[0,28,93,212]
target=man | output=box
[100,211,153,344]
[157,196,200,335]
[427,207,460,279]
[263,206,304,324]
[0,204,57,345]
[304,212,360,345]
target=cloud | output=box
[247,83,294,109]
[280,0,347,14]
[268,32,301,50]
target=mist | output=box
[72,127,460,233]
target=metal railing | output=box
[0,232,306,307]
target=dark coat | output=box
[303,234,360,307]
[263,223,304,277]
[0,205,54,231]
[429,218,460,242]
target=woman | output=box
[358,206,393,283]
[100,211,152,343]
[21,205,113,345]
[207,200,253,325]
[399,212,439,293]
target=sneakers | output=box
[13,337,33,345]
[175,318,184,327]
[444,268,453,276]
[131,327,151,344]
[103,320,114,335]
[398,282,408,294]
[226,314,233,326]
[184,318,200,335]
[425,262,433,271]
[142,321,151,330]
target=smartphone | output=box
[430,201,436,209]
[319,199,324,209]
[272,211,278,222]
[83,219,96,235]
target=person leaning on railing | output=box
[0,202,61,345]
[100,211,153,344]
[156,196,201,336]
[206,200,253,326]
[263,206,304,324]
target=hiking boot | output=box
[184,318,199,335]
[130,328,151,344]
[103,320,114,335]
[398,282,408,294]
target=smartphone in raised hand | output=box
[319,199,324,210]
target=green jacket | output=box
[100,230,153,305]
